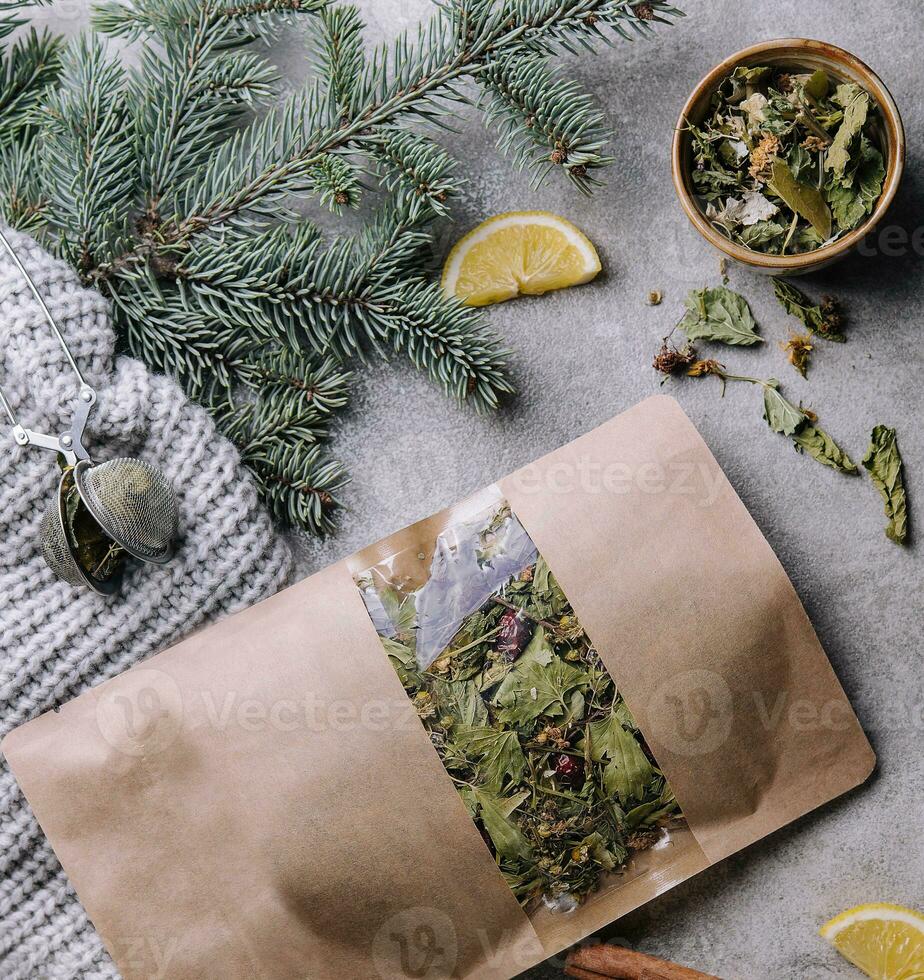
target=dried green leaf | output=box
[473,788,533,861]
[862,426,908,544]
[769,159,832,239]
[762,382,806,436]
[826,137,884,230]
[455,726,526,791]
[679,286,762,346]
[738,220,786,249]
[825,83,870,177]
[493,653,591,725]
[773,278,824,331]
[792,425,858,474]
[803,69,829,101]
[491,625,554,703]
[582,710,654,805]
[378,585,416,634]
[772,279,845,341]
[441,678,490,727]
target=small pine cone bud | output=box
[583,12,598,24]
[633,2,655,20]
[570,164,587,179]
[550,148,566,165]
[334,191,349,205]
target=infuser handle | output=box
[2,386,95,464]
[0,227,96,464]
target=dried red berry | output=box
[496,608,533,662]
[554,753,583,786]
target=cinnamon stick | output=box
[564,967,607,980]
[565,944,720,980]
[565,966,611,980]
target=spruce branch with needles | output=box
[0,0,683,534]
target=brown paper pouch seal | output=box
[2,395,874,979]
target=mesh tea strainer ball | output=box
[0,229,179,595]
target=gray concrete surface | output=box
[32,1,924,977]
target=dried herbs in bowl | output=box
[689,64,884,255]
[672,40,904,273]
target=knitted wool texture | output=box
[0,230,293,978]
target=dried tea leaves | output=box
[687,65,886,254]
[655,283,858,478]
[679,286,762,345]
[793,424,858,474]
[769,159,832,239]
[762,381,806,436]
[773,279,846,342]
[366,545,681,910]
[863,425,908,544]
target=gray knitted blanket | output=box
[0,231,293,978]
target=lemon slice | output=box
[441,211,601,307]
[820,903,924,979]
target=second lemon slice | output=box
[820,903,924,979]
[441,211,601,307]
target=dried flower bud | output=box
[780,332,814,378]
[653,339,697,375]
[802,134,829,153]
[686,358,726,378]
[748,133,781,182]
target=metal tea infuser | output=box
[0,229,179,594]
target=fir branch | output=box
[235,437,348,532]
[0,139,48,231]
[109,268,241,399]
[161,0,682,245]
[218,350,351,533]
[39,36,137,274]
[0,0,53,44]
[237,347,351,413]
[129,12,278,215]
[92,0,328,43]
[316,3,365,120]
[306,152,361,212]
[384,280,515,410]
[479,52,612,193]
[360,127,457,219]
[0,28,61,143]
[5,0,685,535]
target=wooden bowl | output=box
[671,38,905,275]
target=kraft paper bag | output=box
[2,395,875,979]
